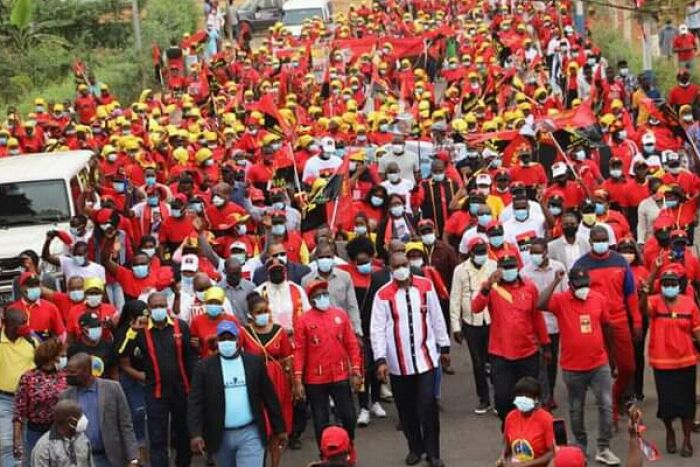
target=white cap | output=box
[229,241,247,252]
[641,132,656,145]
[662,150,679,163]
[680,23,689,34]
[181,254,199,272]
[475,173,492,186]
[482,147,499,159]
[552,161,568,178]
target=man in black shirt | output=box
[123,292,193,467]
[67,312,117,379]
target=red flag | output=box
[465,129,520,145]
[534,99,597,132]
[332,37,377,62]
[386,37,426,58]
[325,151,353,230]
[256,94,294,140]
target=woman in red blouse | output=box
[241,292,293,467]
[12,338,68,461]
[498,377,555,467]
[641,269,700,457]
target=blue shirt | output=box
[77,381,102,452]
[220,356,254,428]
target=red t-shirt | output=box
[190,314,239,357]
[549,289,611,371]
[65,303,118,337]
[114,265,157,299]
[510,163,547,187]
[206,202,246,228]
[673,33,697,61]
[9,299,65,339]
[504,408,554,464]
[647,294,700,369]
[46,292,80,323]
[159,215,195,245]
[668,84,700,107]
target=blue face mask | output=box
[148,196,159,207]
[171,208,182,217]
[661,285,680,298]
[73,255,86,266]
[549,206,562,216]
[357,262,372,274]
[592,242,609,255]
[513,396,536,413]
[478,214,492,226]
[313,293,331,311]
[113,181,126,193]
[530,253,544,267]
[433,173,445,182]
[370,196,384,207]
[218,340,238,358]
[25,287,41,302]
[594,203,606,215]
[354,225,368,236]
[86,327,103,342]
[390,205,405,217]
[489,235,505,248]
[665,199,678,209]
[190,202,203,213]
[69,290,85,302]
[206,304,223,317]
[133,265,149,278]
[472,254,487,266]
[271,224,286,236]
[150,307,168,322]
[469,203,479,215]
[272,201,285,210]
[145,176,157,187]
[514,208,529,221]
[502,267,519,282]
[254,313,270,327]
[317,257,334,273]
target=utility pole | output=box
[574,0,586,38]
[131,0,143,51]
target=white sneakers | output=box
[357,403,387,427]
[595,448,621,465]
[370,402,387,418]
[357,408,371,427]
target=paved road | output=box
[281,346,698,466]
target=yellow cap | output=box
[83,277,105,292]
[195,147,213,164]
[204,286,225,303]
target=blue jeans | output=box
[214,424,265,467]
[92,453,111,467]
[0,394,14,467]
[562,364,613,452]
[24,427,46,467]
[119,375,146,443]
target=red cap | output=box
[553,446,586,466]
[173,193,188,204]
[417,219,435,230]
[95,208,114,224]
[671,229,688,239]
[55,230,74,246]
[305,279,329,298]
[19,272,39,287]
[320,426,351,459]
[485,220,503,232]
[467,237,487,252]
[249,187,265,201]
[653,215,675,231]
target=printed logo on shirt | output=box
[223,375,246,389]
[511,439,535,462]
[334,316,342,325]
[579,314,592,334]
[91,356,105,377]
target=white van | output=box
[282,0,333,36]
[0,150,93,303]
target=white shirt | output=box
[500,200,545,222]
[577,222,617,246]
[302,155,342,182]
[458,227,488,255]
[255,281,310,332]
[58,256,106,282]
[563,242,583,271]
[380,178,415,210]
[449,258,497,329]
[503,215,546,244]
[370,276,450,376]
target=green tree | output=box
[0,0,72,52]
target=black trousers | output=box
[390,370,441,460]
[291,400,308,438]
[145,389,192,467]
[540,333,560,403]
[633,314,650,399]
[491,353,540,422]
[358,340,380,409]
[463,323,490,404]
[306,380,356,446]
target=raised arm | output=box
[536,269,565,310]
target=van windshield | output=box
[0,180,70,227]
[284,7,324,25]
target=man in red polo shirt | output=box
[668,69,700,109]
[101,229,157,300]
[673,24,698,71]
[65,277,118,341]
[189,286,238,357]
[10,272,66,341]
[538,267,620,465]
[205,183,246,228]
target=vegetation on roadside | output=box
[0,0,198,112]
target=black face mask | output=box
[563,225,578,238]
[655,230,670,247]
[66,375,81,387]
[269,268,285,284]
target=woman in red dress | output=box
[241,292,293,467]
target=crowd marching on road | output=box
[3,0,700,466]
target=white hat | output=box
[475,173,492,186]
[321,136,336,153]
[181,254,199,272]
[680,24,689,34]
[552,161,568,178]
[229,241,247,252]
[641,132,656,145]
[662,150,679,163]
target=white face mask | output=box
[409,258,424,268]
[573,287,590,300]
[72,414,89,433]
[392,266,410,282]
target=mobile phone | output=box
[553,418,568,446]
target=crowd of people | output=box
[2,0,700,466]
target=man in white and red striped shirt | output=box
[370,252,450,467]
